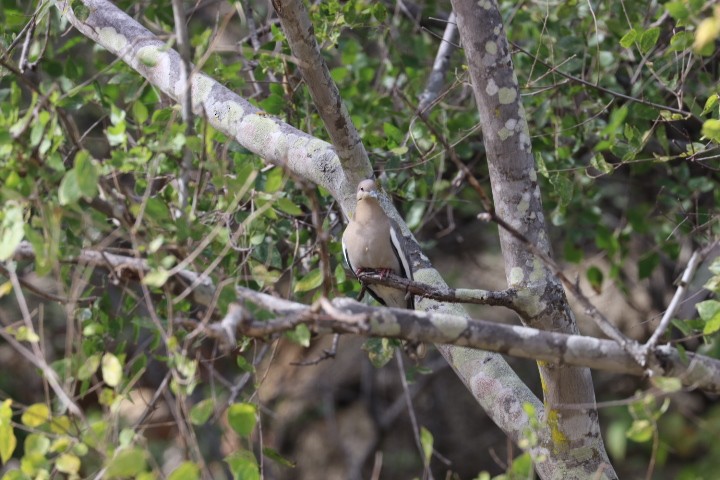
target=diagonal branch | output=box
[12,241,720,393]
[271,0,372,179]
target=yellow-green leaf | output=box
[78,354,101,381]
[626,419,653,443]
[227,403,257,437]
[167,461,200,480]
[225,451,259,480]
[699,300,720,334]
[694,17,720,53]
[0,399,16,465]
[0,281,12,298]
[142,268,170,288]
[420,426,433,468]
[25,433,50,455]
[702,119,720,143]
[619,29,637,48]
[264,168,284,193]
[294,269,323,293]
[21,403,49,427]
[105,448,146,478]
[0,202,25,261]
[101,353,123,387]
[189,399,214,426]
[275,197,303,216]
[56,453,81,474]
[651,376,682,393]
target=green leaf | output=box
[72,1,91,22]
[702,119,720,143]
[669,31,694,51]
[275,197,303,216]
[167,461,201,480]
[383,122,403,145]
[285,324,311,347]
[236,355,253,373]
[619,29,637,48]
[699,300,720,334]
[58,169,82,205]
[143,268,170,288]
[694,17,720,53]
[606,421,628,460]
[0,399,16,465]
[586,266,604,293]
[56,453,81,474]
[702,94,719,116]
[665,1,689,21]
[362,338,396,368]
[638,253,659,279]
[626,419,653,443]
[405,202,426,230]
[420,426,433,468]
[105,448,147,478]
[264,168,284,193]
[21,403,49,428]
[590,153,613,175]
[508,452,533,475]
[651,376,682,393]
[227,403,257,437]
[535,152,549,178]
[262,447,295,468]
[225,451,260,480]
[330,67,348,83]
[74,151,99,199]
[78,353,101,381]
[189,399,214,426]
[101,353,123,387]
[639,27,660,54]
[294,269,323,293]
[0,203,25,261]
[25,433,50,456]
[132,101,149,123]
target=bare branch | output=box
[358,270,517,310]
[644,249,703,352]
[418,11,459,114]
[510,42,697,120]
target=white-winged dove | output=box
[342,179,414,309]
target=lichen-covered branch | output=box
[451,0,615,477]
[13,241,720,395]
[271,0,371,176]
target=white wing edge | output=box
[389,225,413,281]
[342,237,355,277]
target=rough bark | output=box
[450,0,617,478]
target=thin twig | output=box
[643,249,703,352]
[510,41,697,120]
[0,264,97,305]
[2,265,82,417]
[396,353,434,480]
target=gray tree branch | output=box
[450,0,616,477]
